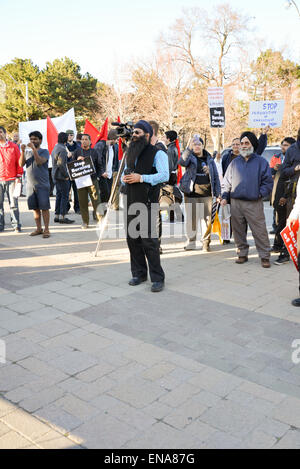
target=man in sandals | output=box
[20,131,51,238]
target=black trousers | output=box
[98,177,113,203]
[126,207,165,283]
[274,204,288,252]
[48,169,55,197]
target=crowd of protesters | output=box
[1,122,300,302]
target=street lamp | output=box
[285,0,300,17]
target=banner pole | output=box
[94,152,126,258]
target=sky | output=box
[1,0,300,84]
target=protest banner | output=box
[281,221,299,271]
[208,87,225,128]
[67,156,95,181]
[19,108,77,150]
[248,100,285,129]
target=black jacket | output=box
[95,141,119,176]
[280,142,300,181]
[73,147,105,179]
[167,142,178,173]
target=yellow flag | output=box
[212,212,223,244]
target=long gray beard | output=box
[240,146,254,158]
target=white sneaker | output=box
[81,224,89,230]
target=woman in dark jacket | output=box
[179,135,221,251]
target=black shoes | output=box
[129,277,147,286]
[59,218,75,224]
[292,298,300,307]
[54,217,60,223]
[151,282,165,293]
[128,277,165,292]
[274,255,290,265]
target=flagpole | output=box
[94,151,126,257]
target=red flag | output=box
[46,116,58,154]
[116,116,124,161]
[84,119,100,147]
[118,138,124,161]
[281,221,299,271]
[175,139,182,185]
[95,118,109,144]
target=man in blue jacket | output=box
[222,128,269,176]
[221,131,273,268]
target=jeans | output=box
[69,179,80,213]
[55,180,70,216]
[0,180,21,231]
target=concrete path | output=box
[0,198,300,449]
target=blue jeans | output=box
[69,179,80,213]
[55,180,70,216]
[0,180,21,231]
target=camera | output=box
[111,121,135,141]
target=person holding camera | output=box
[122,120,169,293]
[179,135,221,252]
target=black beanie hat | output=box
[165,130,178,142]
[134,120,153,138]
[240,132,259,152]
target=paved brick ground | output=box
[0,198,300,448]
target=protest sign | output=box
[210,108,225,128]
[248,100,285,129]
[208,87,224,108]
[67,156,95,181]
[281,221,299,271]
[208,87,225,128]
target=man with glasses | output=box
[122,120,169,293]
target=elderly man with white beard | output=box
[221,131,273,268]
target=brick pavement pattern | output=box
[0,199,300,448]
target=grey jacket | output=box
[51,143,69,182]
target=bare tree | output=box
[161,3,251,149]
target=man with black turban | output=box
[122,120,169,292]
[221,131,273,268]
